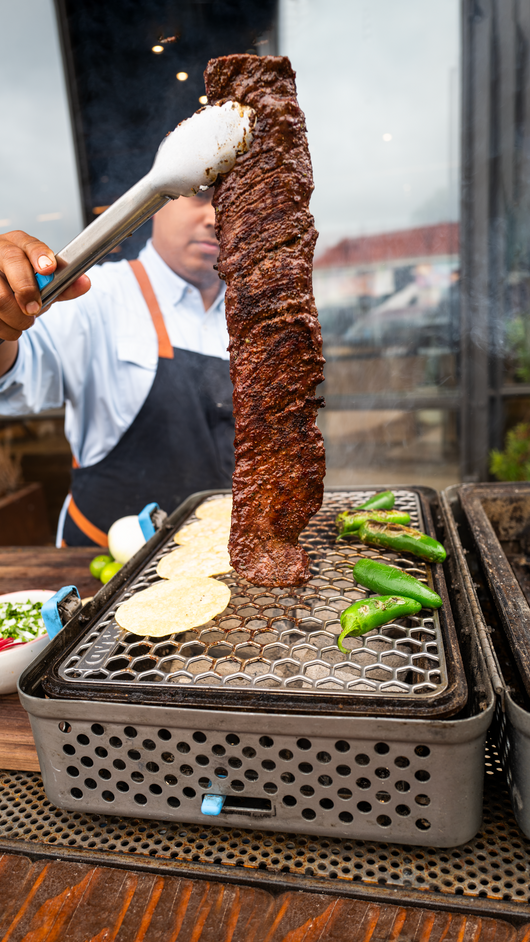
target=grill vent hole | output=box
[395,756,409,768]
[396,804,410,816]
[415,745,431,757]
[374,742,390,755]
[297,738,312,750]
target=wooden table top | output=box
[0,545,102,598]
[0,545,103,773]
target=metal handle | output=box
[41,178,170,307]
[0,179,169,346]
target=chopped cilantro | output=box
[0,601,46,643]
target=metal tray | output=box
[458,483,530,700]
[40,487,466,719]
[442,483,530,838]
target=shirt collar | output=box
[138,239,225,313]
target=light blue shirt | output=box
[0,240,228,469]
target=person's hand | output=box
[0,230,91,342]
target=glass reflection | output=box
[0,0,83,252]
[280,0,460,486]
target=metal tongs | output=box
[0,101,254,342]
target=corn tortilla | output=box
[115,577,230,637]
[174,518,230,547]
[195,495,232,521]
[157,544,232,579]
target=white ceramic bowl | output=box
[0,590,55,695]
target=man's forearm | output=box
[0,341,18,377]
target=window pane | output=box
[0,0,83,251]
[280,0,460,487]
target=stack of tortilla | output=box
[115,496,232,638]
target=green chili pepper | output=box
[338,595,422,651]
[358,490,395,511]
[357,521,447,563]
[352,558,442,609]
[335,509,410,539]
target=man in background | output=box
[0,190,233,546]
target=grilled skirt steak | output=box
[204,55,325,586]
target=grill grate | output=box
[55,492,449,704]
[1,742,529,910]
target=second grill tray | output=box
[459,482,530,700]
[41,487,467,718]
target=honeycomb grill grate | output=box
[1,743,529,906]
[58,491,448,700]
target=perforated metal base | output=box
[0,743,529,920]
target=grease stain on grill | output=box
[57,492,449,701]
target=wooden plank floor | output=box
[0,545,102,773]
[0,853,524,942]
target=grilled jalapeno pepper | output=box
[336,509,410,539]
[352,558,442,609]
[338,595,422,651]
[358,490,395,511]
[358,521,446,563]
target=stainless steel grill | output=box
[53,492,450,707]
[21,487,476,845]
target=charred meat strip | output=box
[205,54,325,587]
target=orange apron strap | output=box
[67,495,109,548]
[129,259,174,359]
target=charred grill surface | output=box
[204,55,325,587]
